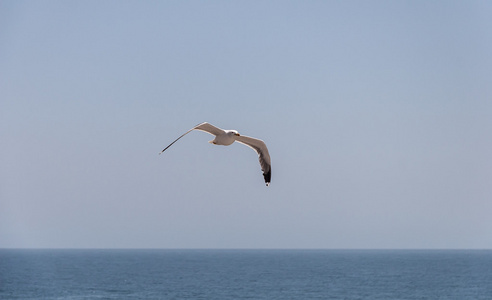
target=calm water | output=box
[1,249,491,299]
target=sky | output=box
[1,1,491,249]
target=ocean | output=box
[1,249,491,299]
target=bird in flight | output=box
[159,122,271,186]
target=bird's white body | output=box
[160,122,271,186]
[210,130,239,145]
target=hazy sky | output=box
[1,1,491,249]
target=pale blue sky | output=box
[1,1,491,249]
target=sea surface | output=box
[1,249,491,299]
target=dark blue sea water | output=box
[1,249,491,299]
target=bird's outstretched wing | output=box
[235,135,271,186]
[159,122,225,154]
[193,122,224,136]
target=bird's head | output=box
[228,130,240,136]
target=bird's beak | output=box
[236,133,240,136]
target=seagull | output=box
[159,122,271,186]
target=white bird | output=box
[159,122,271,186]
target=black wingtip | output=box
[263,169,271,186]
